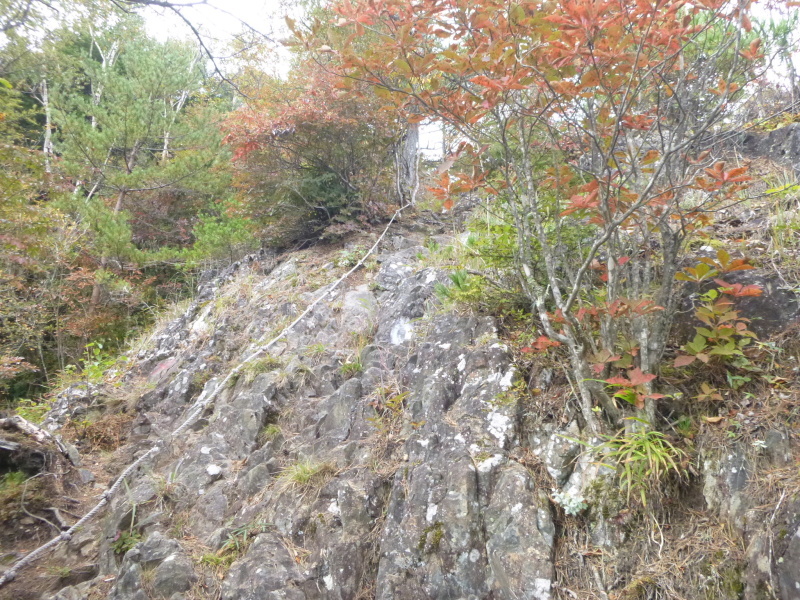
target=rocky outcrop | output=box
[737,123,800,175]
[4,225,797,600]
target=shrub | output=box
[224,64,399,246]
[326,0,767,432]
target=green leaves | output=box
[674,284,759,369]
[603,368,661,410]
[675,261,717,283]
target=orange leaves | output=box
[470,74,528,92]
[549,80,580,96]
[427,159,496,207]
[686,150,710,165]
[700,249,754,274]
[713,279,763,298]
[739,38,763,61]
[641,149,660,165]
[520,335,562,353]
[560,189,600,216]
[703,162,749,184]
[621,114,655,130]
[676,250,754,284]
[543,0,624,41]
[0,356,37,381]
[694,161,751,192]
[560,180,601,216]
[604,368,661,409]
[709,78,740,96]
[428,171,452,202]
[605,367,656,388]
[673,354,698,368]
[580,69,602,88]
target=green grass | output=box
[303,343,326,359]
[13,398,52,423]
[280,459,336,490]
[596,418,687,507]
[258,423,282,444]
[0,471,29,517]
[340,361,363,379]
[200,521,270,572]
[243,356,284,382]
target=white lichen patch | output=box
[477,454,504,473]
[390,319,415,345]
[499,367,515,391]
[487,411,512,445]
[533,577,552,600]
[426,503,439,522]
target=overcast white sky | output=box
[145,0,286,44]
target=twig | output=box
[20,475,60,534]
[46,507,71,530]
[768,488,787,594]
[465,269,505,290]
[589,563,610,600]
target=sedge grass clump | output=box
[340,360,363,379]
[200,521,270,573]
[243,355,284,383]
[280,459,336,490]
[303,343,327,361]
[258,423,282,445]
[596,418,687,507]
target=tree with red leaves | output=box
[304,0,780,430]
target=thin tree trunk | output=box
[398,121,419,204]
[90,187,127,306]
[41,79,53,174]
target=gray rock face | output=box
[711,271,800,337]
[675,269,800,339]
[34,224,798,600]
[703,445,750,530]
[220,536,306,600]
[737,123,800,176]
[108,532,197,600]
[778,523,800,600]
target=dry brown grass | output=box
[63,412,134,451]
[553,508,746,600]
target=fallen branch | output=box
[0,415,71,459]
